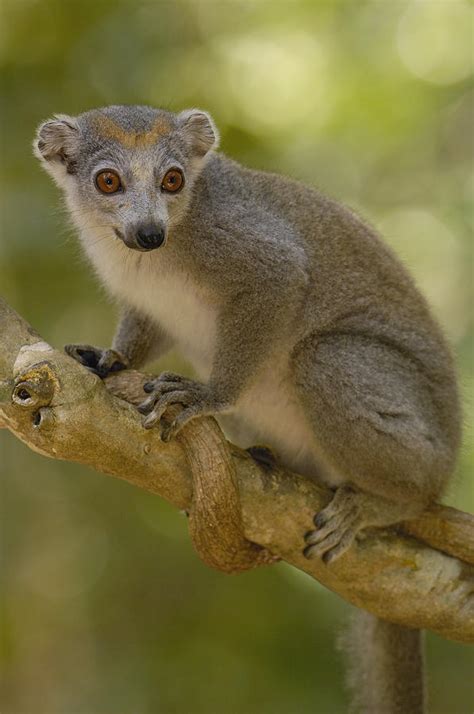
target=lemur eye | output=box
[161,168,184,193]
[95,170,122,194]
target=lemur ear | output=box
[33,114,80,174]
[177,109,219,157]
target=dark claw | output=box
[304,530,315,543]
[303,542,335,564]
[143,412,159,429]
[160,423,173,442]
[314,512,327,528]
[143,382,155,393]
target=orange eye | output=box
[161,168,184,193]
[95,170,122,194]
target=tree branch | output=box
[1,297,472,644]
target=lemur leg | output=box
[65,307,173,378]
[293,333,448,563]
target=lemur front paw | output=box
[138,371,226,442]
[64,344,128,378]
[303,485,367,564]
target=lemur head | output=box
[34,105,219,251]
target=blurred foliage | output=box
[0,1,473,712]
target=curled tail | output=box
[340,609,425,714]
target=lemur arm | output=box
[112,306,173,368]
[138,278,296,440]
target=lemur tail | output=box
[340,609,425,714]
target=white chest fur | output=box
[82,232,339,485]
[222,361,343,484]
[83,235,217,374]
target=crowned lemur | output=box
[34,106,461,714]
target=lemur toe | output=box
[142,411,160,429]
[303,522,358,562]
[303,485,362,563]
[322,531,357,563]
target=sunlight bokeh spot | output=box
[396,1,473,85]
[214,32,330,132]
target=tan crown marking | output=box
[94,114,172,149]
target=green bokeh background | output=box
[1,1,473,712]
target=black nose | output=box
[136,226,166,250]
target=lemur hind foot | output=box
[303,485,410,564]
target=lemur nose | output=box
[136,225,166,250]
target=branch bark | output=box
[1,297,473,644]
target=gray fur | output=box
[340,610,425,714]
[34,104,461,714]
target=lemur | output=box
[34,105,461,714]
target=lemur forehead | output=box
[129,157,155,182]
[93,114,172,149]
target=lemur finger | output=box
[137,394,156,414]
[65,344,102,370]
[143,374,185,392]
[159,371,187,383]
[143,380,186,396]
[96,349,127,377]
[139,386,188,414]
[142,390,191,428]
